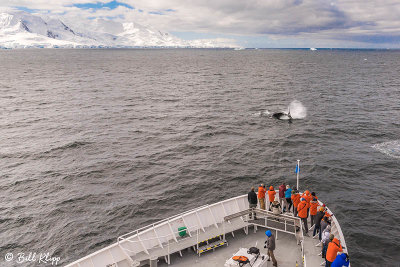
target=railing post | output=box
[136,230,150,255]
[181,216,192,237]
[235,199,244,222]
[221,202,231,224]
[208,205,219,228]
[285,219,287,232]
[107,250,116,265]
[195,210,205,232]
[117,239,135,266]
[167,240,170,265]
[167,219,178,243]
[295,218,299,245]
[196,228,200,256]
[223,220,226,241]
[152,224,163,249]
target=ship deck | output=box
[65,193,349,267]
[157,224,302,267]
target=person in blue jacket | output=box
[331,253,349,267]
[284,184,293,213]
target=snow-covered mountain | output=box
[0,11,236,48]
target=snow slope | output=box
[0,12,97,48]
[0,11,236,48]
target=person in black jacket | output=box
[313,207,325,240]
[248,187,258,219]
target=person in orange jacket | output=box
[311,192,318,200]
[301,190,312,217]
[267,186,276,211]
[301,190,312,202]
[291,187,301,217]
[258,184,267,210]
[324,211,332,220]
[310,197,319,227]
[325,237,343,267]
[297,198,310,233]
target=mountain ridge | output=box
[0,11,237,49]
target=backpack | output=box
[247,246,260,264]
[232,256,250,266]
[247,247,260,255]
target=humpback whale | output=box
[272,108,292,123]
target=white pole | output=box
[296,159,300,191]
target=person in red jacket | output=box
[325,237,343,267]
[291,187,301,217]
[267,186,276,211]
[297,198,310,234]
[310,197,319,227]
[258,184,267,210]
[278,182,286,211]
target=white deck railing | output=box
[65,195,249,267]
[65,192,349,267]
[317,199,349,254]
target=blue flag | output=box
[295,164,300,174]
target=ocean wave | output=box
[13,178,38,186]
[47,141,90,152]
[372,140,400,159]
[0,141,90,160]
[36,141,91,156]
[0,152,30,159]
[199,129,246,138]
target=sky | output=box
[1,0,400,48]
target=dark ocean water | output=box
[0,49,399,267]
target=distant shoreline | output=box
[1,47,399,50]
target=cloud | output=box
[112,0,400,46]
[72,1,134,10]
[1,0,400,47]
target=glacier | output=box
[0,11,237,49]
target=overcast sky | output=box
[1,0,400,48]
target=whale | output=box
[272,112,291,120]
[272,108,292,122]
